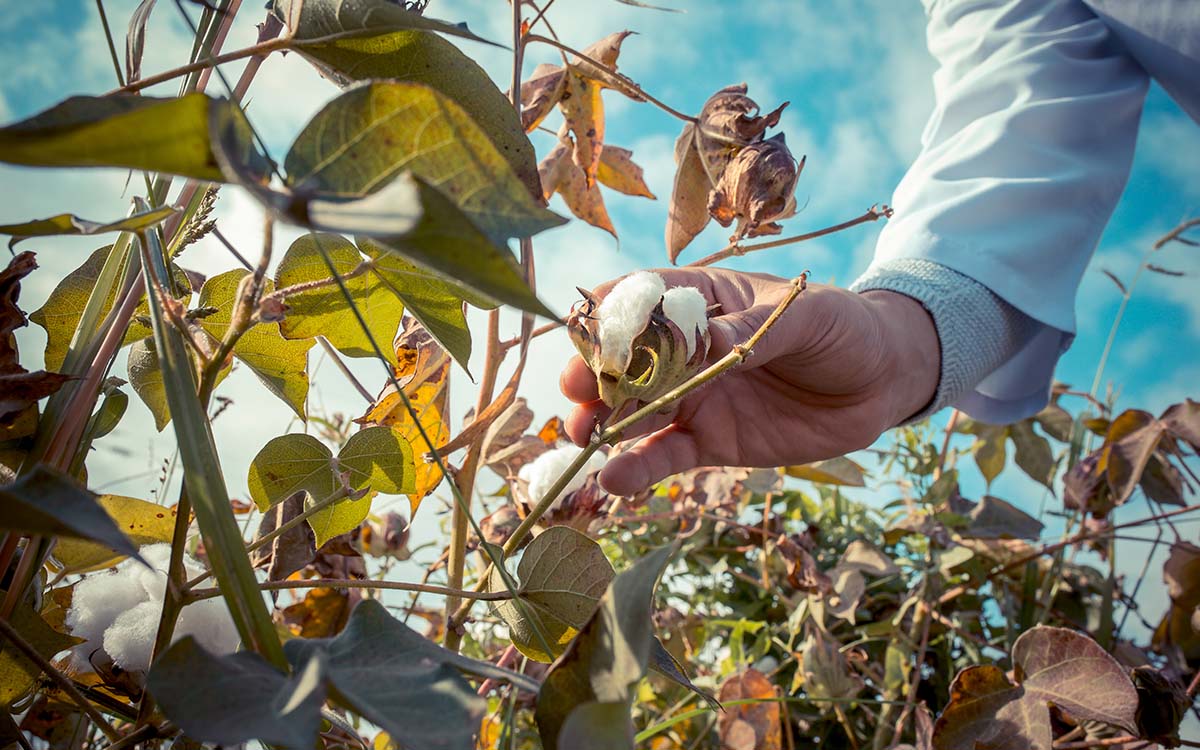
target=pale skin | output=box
[560,267,941,496]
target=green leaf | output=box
[359,237,491,371]
[0,466,141,559]
[338,425,415,495]
[284,27,540,199]
[52,495,176,574]
[275,233,404,364]
[972,426,1008,487]
[0,596,82,707]
[0,205,176,248]
[31,246,153,372]
[247,433,338,513]
[0,94,231,181]
[491,526,615,662]
[148,636,326,749]
[283,599,489,750]
[306,491,373,549]
[369,177,556,319]
[198,270,314,418]
[558,702,634,750]
[1010,420,1056,490]
[207,99,555,318]
[535,544,675,750]
[273,0,498,48]
[127,338,170,431]
[284,81,562,245]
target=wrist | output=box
[862,290,941,426]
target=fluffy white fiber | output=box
[661,286,709,358]
[596,271,665,373]
[519,444,607,510]
[66,543,239,673]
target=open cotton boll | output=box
[518,444,608,510]
[662,286,709,358]
[103,600,163,673]
[596,271,665,373]
[66,568,146,671]
[175,597,240,659]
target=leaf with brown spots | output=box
[539,136,615,237]
[597,145,656,199]
[560,70,605,188]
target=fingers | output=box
[565,399,680,447]
[598,425,701,496]
[560,355,599,403]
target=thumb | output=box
[706,306,777,364]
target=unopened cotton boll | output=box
[661,286,709,359]
[518,444,608,510]
[595,271,665,373]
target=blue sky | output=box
[2,1,1198,637]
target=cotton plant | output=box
[568,271,712,409]
[517,444,608,512]
[66,543,239,675]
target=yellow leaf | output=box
[51,495,177,574]
[597,145,656,199]
[358,320,450,517]
[560,69,605,188]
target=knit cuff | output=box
[849,258,1040,423]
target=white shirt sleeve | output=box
[855,0,1150,423]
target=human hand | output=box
[560,267,940,495]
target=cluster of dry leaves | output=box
[520,32,803,262]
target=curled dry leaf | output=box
[708,133,801,242]
[717,668,781,750]
[665,84,789,262]
[1154,541,1200,665]
[520,63,566,132]
[539,136,616,237]
[0,252,70,425]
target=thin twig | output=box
[317,337,374,403]
[1052,736,1139,749]
[525,33,696,123]
[0,616,120,741]
[94,0,126,87]
[188,578,515,601]
[687,205,893,268]
[109,36,288,94]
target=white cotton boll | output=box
[103,600,163,674]
[175,597,240,658]
[596,271,665,373]
[518,445,608,510]
[662,286,709,358]
[129,542,173,599]
[66,568,145,672]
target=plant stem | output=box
[94,0,126,87]
[189,578,515,601]
[184,488,350,591]
[317,337,374,402]
[0,616,120,741]
[525,34,696,123]
[686,205,893,267]
[110,36,288,94]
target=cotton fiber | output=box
[518,444,608,509]
[595,271,666,373]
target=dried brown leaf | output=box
[0,252,70,424]
[932,626,1138,750]
[707,133,800,241]
[560,71,606,188]
[717,669,781,750]
[520,63,566,133]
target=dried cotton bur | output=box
[667,84,801,262]
[523,32,657,238]
[568,271,712,410]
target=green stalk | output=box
[134,204,285,669]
